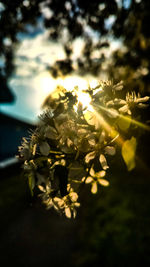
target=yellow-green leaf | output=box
[28,173,35,196]
[122,136,137,171]
[117,115,131,131]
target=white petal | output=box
[69,192,78,202]
[32,144,37,155]
[74,202,80,207]
[113,81,123,91]
[114,99,126,105]
[106,108,119,118]
[91,182,98,194]
[99,130,105,143]
[85,151,96,163]
[40,141,50,156]
[106,100,114,107]
[73,209,77,218]
[88,139,96,146]
[105,146,116,156]
[89,167,95,177]
[98,178,109,186]
[99,170,106,177]
[46,199,53,209]
[38,185,46,192]
[78,128,87,135]
[119,104,129,113]
[135,96,149,103]
[85,176,93,184]
[99,154,109,170]
[65,207,72,219]
[95,170,106,178]
[67,138,73,147]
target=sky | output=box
[0,14,121,124]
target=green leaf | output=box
[121,136,137,171]
[28,173,35,196]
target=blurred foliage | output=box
[1,165,150,266]
[122,136,137,171]
[18,81,149,218]
[109,0,150,94]
[0,0,150,94]
[72,166,150,267]
[1,150,150,264]
[0,169,30,228]
[1,1,150,264]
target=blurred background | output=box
[0,0,150,266]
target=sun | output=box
[56,75,99,110]
[77,91,92,109]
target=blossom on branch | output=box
[18,81,149,218]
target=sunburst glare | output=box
[77,91,92,109]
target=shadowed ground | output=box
[0,147,150,267]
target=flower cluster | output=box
[38,184,80,218]
[18,81,149,218]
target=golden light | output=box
[35,71,57,95]
[57,75,88,91]
[34,71,99,109]
[54,75,98,111]
[119,114,150,132]
[91,107,123,146]
[34,72,150,143]
[33,71,58,117]
[77,91,92,109]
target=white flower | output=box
[85,166,109,194]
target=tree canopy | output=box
[0,0,150,98]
